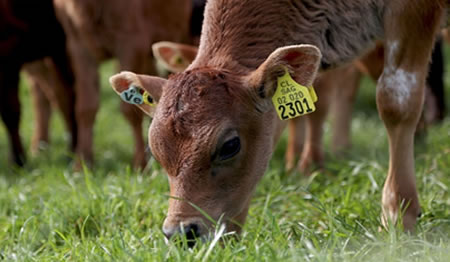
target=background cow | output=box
[1,0,202,169]
[52,0,193,169]
[0,0,76,166]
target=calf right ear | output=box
[152,41,198,73]
[245,45,322,112]
[109,71,167,117]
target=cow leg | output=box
[50,52,78,153]
[120,102,146,169]
[330,64,362,153]
[68,40,99,168]
[0,68,25,166]
[26,56,77,155]
[332,44,384,152]
[298,70,334,174]
[118,43,153,169]
[29,76,52,154]
[377,2,442,231]
[285,118,305,172]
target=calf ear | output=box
[246,45,321,111]
[152,41,198,73]
[109,71,167,117]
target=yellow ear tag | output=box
[170,53,184,65]
[143,91,155,106]
[308,85,318,103]
[272,69,317,120]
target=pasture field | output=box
[0,53,449,261]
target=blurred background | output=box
[0,1,448,260]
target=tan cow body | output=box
[53,0,192,168]
[111,0,446,241]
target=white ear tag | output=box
[120,85,144,105]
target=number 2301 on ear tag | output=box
[272,69,317,120]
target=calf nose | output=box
[163,223,200,247]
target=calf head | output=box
[110,45,321,243]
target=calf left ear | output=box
[109,71,167,117]
[246,45,322,111]
[152,41,198,73]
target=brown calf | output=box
[111,0,445,241]
[53,0,192,168]
[153,36,447,231]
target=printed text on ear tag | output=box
[272,69,318,120]
[120,85,143,105]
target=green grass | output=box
[0,56,449,261]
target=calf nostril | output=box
[184,223,199,247]
[184,223,199,239]
[163,223,201,247]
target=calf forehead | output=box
[156,69,243,136]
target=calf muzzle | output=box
[163,220,203,247]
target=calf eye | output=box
[218,137,241,161]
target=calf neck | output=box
[110,0,445,241]
[194,0,384,71]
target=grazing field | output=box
[0,55,449,261]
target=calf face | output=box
[110,45,321,241]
